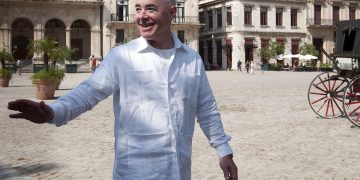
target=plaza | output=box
[1,71,360,179]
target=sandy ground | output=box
[1,70,360,179]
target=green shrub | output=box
[31,68,65,84]
[0,68,12,79]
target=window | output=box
[216,40,222,67]
[260,7,268,26]
[177,30,185,43]
[349,7,356,20]
[175,1,185,23]
[276,8,283,26]
[217,8,222,28]
[244,6,252,25]
[116,29,124,44]
[116,0,129,21]
[314,5,321,25]
[333,6,340,24]
[207,40,213,64]
[226,7,232,26]
[291,9,298,27]
[208,10,213,29]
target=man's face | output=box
[135,0,176,42]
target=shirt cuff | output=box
[48,102,65,126]
[215,143,233,158]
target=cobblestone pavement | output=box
[1,71,360,179]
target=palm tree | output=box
[27,37,57,70]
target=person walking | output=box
[7,0,238,179]
[16,59,22,76]
[245,61,250,74]
[237,60,242,72]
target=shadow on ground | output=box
[0,163,59,179]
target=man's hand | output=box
[8,99,54,124]
[219,154,238,180]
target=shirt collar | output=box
[135,32,184,53]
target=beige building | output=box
[199,0,360,70]
[0,0,201,69]
[199,0,308,70]
[307,0,360,63]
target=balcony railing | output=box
[110,14,198,24]
[307,18,338,26]
[111,14,135,22]
[173,16,199,24]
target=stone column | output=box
[65,27,71,48]
[91,27,101,58]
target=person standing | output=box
[8,0,238,180]
[250,61,254,74]
[89,55,97,73]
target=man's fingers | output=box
[223,168,230,180]
[8,99,33,111]
[9,113,25,119]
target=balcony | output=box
[111,14,135,22]
[173,16,199,24]
[307,18,338,27]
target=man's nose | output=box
[137,10,148,19]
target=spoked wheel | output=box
[308,72,349,118]
[343,76,360,127]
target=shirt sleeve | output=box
[48,51,119,127]
[195,57,233,158]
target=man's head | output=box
[135,0,177,49]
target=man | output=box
[8,0,237,179]
[89,54,97,73]
[237,60,242,72]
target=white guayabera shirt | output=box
[49,33,233,180]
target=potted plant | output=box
[0,49,15,87]
[60,47,77,73]
[0,68,12,87]
[27,38,69,99]
[31,68,64,99]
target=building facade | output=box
[307,0,360,64]
[199,0,360,70]
[199,0,308,70]
[0,0,201,67]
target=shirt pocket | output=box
[178,74,199,103]
[125,70,153,103]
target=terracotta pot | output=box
[0,76,10,87]
[33,80,57,100]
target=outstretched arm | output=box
[8,99,54,124]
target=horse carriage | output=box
[308,19,360,127]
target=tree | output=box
[27,38,57,71]
[299,43,318,56]
[48,46,76,68]
[259,41,285,63]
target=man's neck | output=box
[148,35,174,49]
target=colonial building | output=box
[199,0,308,70]
[104,0,201,53]
[199,0,360,70]
[0,0,201,69]
[307,0,360,63]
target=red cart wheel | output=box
[343,76,360,127]
[308,72,349,118]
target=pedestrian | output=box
[245,61,250,74]
[237,60,242,72]
[89,55,97,73]
[16,59,22,76]
[7,0,238,179]
[250,61,254,74]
